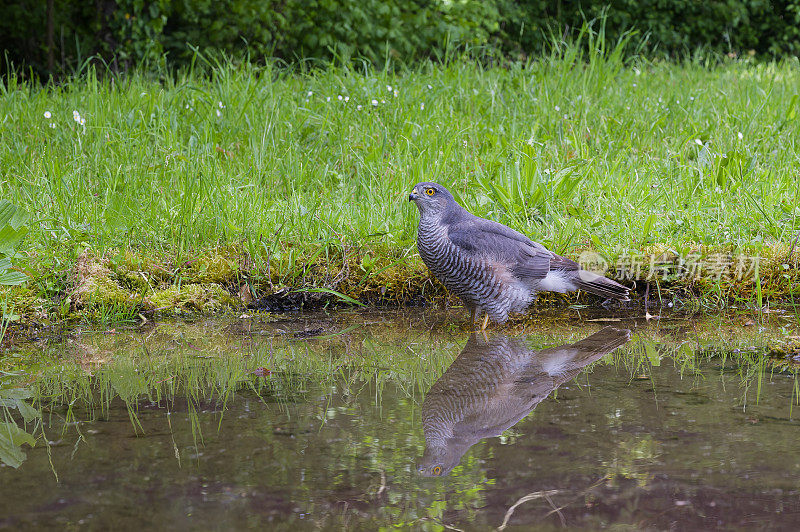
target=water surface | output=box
[1,312,799,529]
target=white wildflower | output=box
[387,85,392,91]
[44,111,51,119]
[357,104,363,110]
[218,101,225,109]
[49,123,56,129]
[554,105,560,112]
[427,84,432,90]
[371,99,378,106]
[326,96,330,102]
[393,89,399,97]
[216,109,222,117]
[307,91,313,97]
[338,95,343,101]
[694,138,703,146]
[73,110,80,122]
[344,96,350,103]
[79,117,85,126]
[420,103,425,110]
[381,99,385,104]
[783,263,790,270]
[738,132,743,140]
[690,96,695,101]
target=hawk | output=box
[418,327,632,476]
[409,182,630,327]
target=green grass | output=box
[2,35,800,321]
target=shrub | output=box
[2,0,799,78]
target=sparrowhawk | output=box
[418,327,632,476]
[409,182,630,326]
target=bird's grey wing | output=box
[447,218,554,280]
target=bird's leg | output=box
[470,306,479,329]
[481,314,489,331]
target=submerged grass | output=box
[2,313,798,469]
[2,30,800,323]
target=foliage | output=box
[3,1,800,78]
[0,201,29,287]
[0,388,39,468]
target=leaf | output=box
[0,225,28,256]
[16,401,41,423]
[0,201,29,230]
[0,201,29,256]
[641,214,655,244]
[787,94,798,121]
[0,388,33,400]
[297,287,365,307]
[0,421,36,468]
[0,270,27,286]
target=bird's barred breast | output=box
[417,222,532,320]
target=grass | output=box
[1,31,800,323]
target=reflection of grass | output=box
[1,314,799,470]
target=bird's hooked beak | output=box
[409,187,419,201]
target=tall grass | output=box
[1,28,799,315]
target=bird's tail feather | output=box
[574,270,630,301]
[569,326,632,355]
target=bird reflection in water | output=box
[418,327,632,476]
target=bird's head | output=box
[417,446,460,477]
[409,182,456,218]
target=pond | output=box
[1,310,800,529]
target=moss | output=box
[70,251,154,318]
[182,249,239,284]
[108,249,174,293]
[5,240,800,325]
[150,283,239,314]
[0,285,48,324]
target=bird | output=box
[409,182,630,328]
[418,327,632,476]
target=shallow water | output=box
[1,312,800,530]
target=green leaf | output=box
[0,270,27,286]
[787,94,798,121]
[0,388,33,400]
[0,226,28,256]
[297,287,365,307]
[16,401,41,423]
[0,201,29,256]
[0,421,36,468]
[0,201,29,230]
[641,214,655,244]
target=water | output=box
[1,312,799,529]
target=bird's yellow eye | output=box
[433,466,442,475]
[425,188,435,196]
